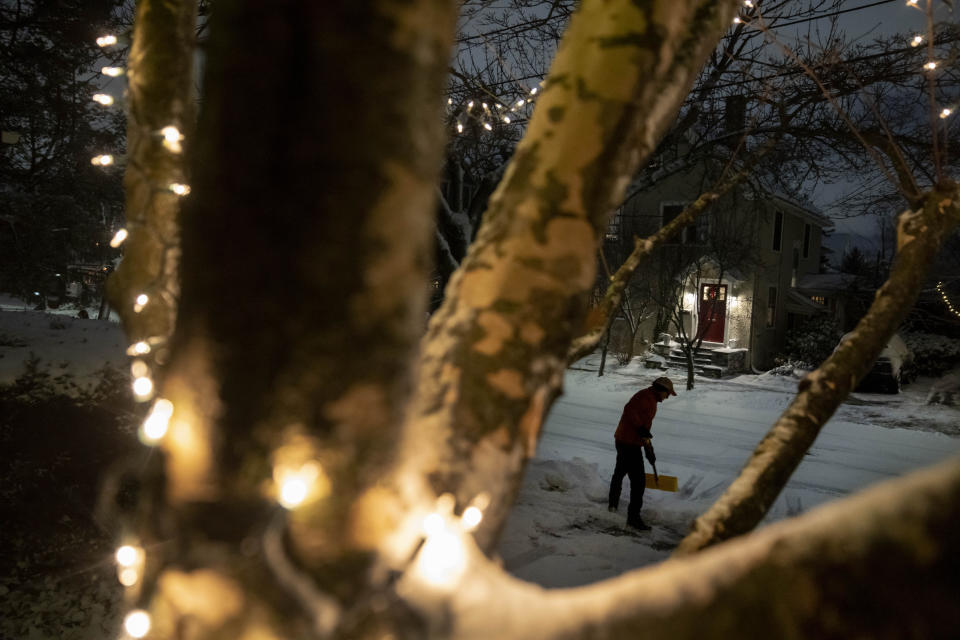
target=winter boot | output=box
[626,516,651,531]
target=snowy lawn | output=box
[2,303,959,637]
[497,354,960,588]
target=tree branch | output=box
[402,0,742,551]
[427,455,960,639]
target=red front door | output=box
[697,284,727,343]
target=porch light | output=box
[729,295,740,309]
[683,292,696,308]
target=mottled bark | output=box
[675,183,960,555]
[432,456,960,640]
[108,0,196,344]
[404,0,742,552]
[145,1,457,637]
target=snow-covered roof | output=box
[795,272,866,292]
[785,288,828,315]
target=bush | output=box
[779,316,842,366]
[902,332,960,377]
[0,359,139,639]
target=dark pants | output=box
[608,441,646,523]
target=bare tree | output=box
[106,1,960,639]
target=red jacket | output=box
[614,387,658,446]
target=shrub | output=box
[779,316,842,366]
[902,332,960,377]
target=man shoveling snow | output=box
[607,376,676,530]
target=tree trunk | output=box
[107,0,196,345]
[112,1,960,638]
[598,328,610,377]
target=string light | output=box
[92,93,114,106]
[482,123,493,131]
[123,610,152,638]
[91,154,114,166]
[415,510,467,588]
[141,398,174,443]
[115,544,145,587]
[905,0,918,6]
[133,293,149,313]
[160,125,183,153]
[924,61,938,71]
[733,16,742,24]
[911,34,924,47]
[274,461,330,509]
[169,182,191,196]
[456,122,464,133]
[461,506,483,530]
[940,108,953,119]
[132,376,154,400]
[110,228,128,247]
[96,34,118,47]
[101,66,124,77]
[937,282,960,318]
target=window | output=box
[811,295,826,305]
[605,209,621,241]
[767,286,777,327]
[661,203,698,244]
[803,223,811,258]
[772,211,783,252]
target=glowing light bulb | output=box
[116,545,140,567]
[119,568,139,587]
[530,87,538,95]
[92,93,114,106]
[516,99,525,107]
[280,477,308,507]
[141,398,174,442]
[91,154,114,166]
[101,66,124,77]
[924,61,938,71]
[124,610,151,638]
[467,100,474,108]
[160,125,183,153]
[447,98,452,105]
[168,183,191,196]
[941,108,952,118]
[462,506,483,531]
[503,116,511,124]
[131,341,150,355]
[456,122,463,133]
[416,513,466,587]
[481,102,488,109]
[110,228,128,247]
[482,123,492,131]
[423,513,445,537]
[911,35,923,47]
[133,293,149,313]
[733,16,742,24]
[906,0,918,6]
[133,376,154,399]
[96,34,118,47]
[744,0,754,6]
[275,462,328,509]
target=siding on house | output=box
[607,164,830,370]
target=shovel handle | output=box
[652,462,659,484]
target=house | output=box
[602,162,834,373]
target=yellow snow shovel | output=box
[645,463,678,492]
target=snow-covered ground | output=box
[2,299,959,597]
[497,354,960,588]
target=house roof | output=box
[785,289,828,315]
[795,272,865,292]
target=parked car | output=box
[836,332,915,394]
